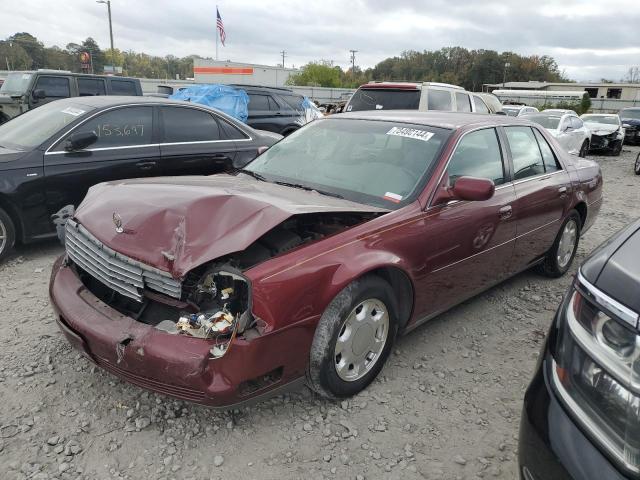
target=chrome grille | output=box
[65,219,181,302]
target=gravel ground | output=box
[1,146,639,480]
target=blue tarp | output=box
[169,84,249,123]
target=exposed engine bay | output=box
[70,211,380,357]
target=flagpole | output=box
[215,5,219,61]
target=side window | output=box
[533,129,561,173]
[78,78,106,96]
[34,76,70,98]
[110,80,137,95]
[473,96,489,114]
[505,126,545,180]
[162,107,220,143]
[219,119,249,140]
[447,128,505,186]
[248,94,276,111]
[427,89,452,111]
[59,106,153,150]
[455,92,472,112]
[280,94,304,110]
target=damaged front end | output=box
[60,209,379,360]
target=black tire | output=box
[611,140,622,156]
[306,275,398,399]
[635,153,640,175]
[0,207,16,261]
[578,140,589,158]
[537,211,581,278]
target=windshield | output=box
[502,106,520,117]
[525,114,561,129]
[0,72,32,95]
[581,115,619,126]
[245,118,450,209]
[0,101,94,150]
[620,109,640,120]
[347,88,420,112]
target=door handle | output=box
[499,205,513,220]
[135,161,156,170]
[558,186,568,197]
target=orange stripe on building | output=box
[193,67,254,75]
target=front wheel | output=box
[306,276,398,399]
[611,140,623,156]
[0,207,16,261]
[537,211,581,278]
[635,153,640,175]
[578,140,589,158]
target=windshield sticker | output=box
[386,127,434,142]
[61,107,86,117]
[375,104,384,110]
[383,192,403,203]
[22,74,31,80]
[346,105,353,112]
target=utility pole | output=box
[280,50,286,68]
[349,50,357,74]
[503,62,510,88]
[97,0,115,67]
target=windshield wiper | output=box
[237,169,267,182]
[275,181,344,199]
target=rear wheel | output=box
[306,276,398,399]
[635,153,640,175]
[0,207,16,261]
[578,140,589,158]
[537,211,581,278]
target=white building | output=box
[193,59,298,87]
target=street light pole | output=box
[97,0,115,68]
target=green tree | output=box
[287,61,342,87]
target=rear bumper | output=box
[49,255,313,408]
[518,351,630,480]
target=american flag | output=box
[217,7,226,46]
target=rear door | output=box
[77,78,107,97]
[506,126,572,270]
[30,75,71,108]
[158,105,238,176]
[570,116,586,153]
[246,93,282,133]
[415,127,517,316]
[43,105,160,213]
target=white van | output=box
[345,81,489,113]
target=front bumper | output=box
[49,256,312,408]
[518,346,630,480]
[589,133,621,151]
[624,127,640,144]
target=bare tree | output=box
[625,66,640,83]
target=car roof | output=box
[335,110,542,130]
[52,96,208,109]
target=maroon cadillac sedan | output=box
[50,111,603,408]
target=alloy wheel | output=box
[557,219,578,269]
[635,153,640,175]
[334,298,389,382]
[0,217,6,257]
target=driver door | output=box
[414,127,517,317]
[43,106,160,216]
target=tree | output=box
[625,67,640,83]
[8,32,45,68]
[286,61,342,87]
[0,40,31,70]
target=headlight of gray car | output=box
[552,273,640,475]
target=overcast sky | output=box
[2,0,639,81]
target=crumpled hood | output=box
[75,174,387,278]
[584,122,620,136]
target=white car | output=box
[524,112,591,157]
[541,108,577,115]
[580,113,624,156]
[502,105,539,117]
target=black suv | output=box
[519,219,640,479]
[0,70,143,124]
[231,85,309,136]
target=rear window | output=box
[347,88,420,112]
[427,90,452,111]
[110,80,137,95]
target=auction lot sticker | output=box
[61,107,86,117]
[387,127,434,142]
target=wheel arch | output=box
[573,201,587,228]
[0,194,23,243]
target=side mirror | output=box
[434,176,495,204]
[563,124,573,132]
[64,131,98,151]
[32,89,46,100]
